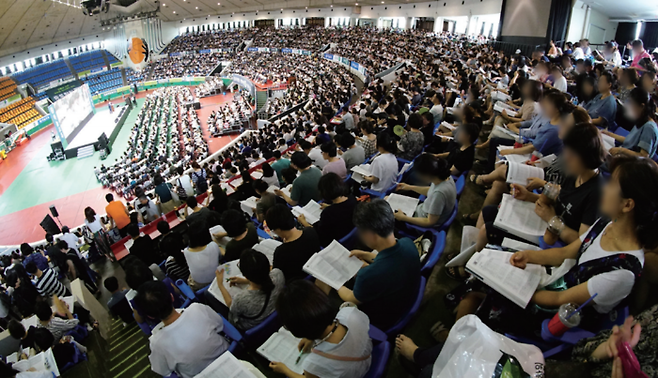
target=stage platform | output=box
[64,103,132,159]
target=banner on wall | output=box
[124,20,148,70]
[230,74,256,99]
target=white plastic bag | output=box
[432,315,545,378]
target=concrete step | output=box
[77,145,95,159]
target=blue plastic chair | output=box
[383,276,426,337]
[404,200,458,236]
[338,227,359,250]
[219,313,244,355]
[59,343,88,373]
[241,311,282,350]
[420,230,446,277]
[454,172,466,198]
[538,236,566,250]
[364,327,391,378]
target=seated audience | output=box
[183,227,221,290]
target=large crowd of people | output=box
[3,24,658,378]
[147,51,230,80]
[163,29,252,54]
[207,91,252,136]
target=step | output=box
[77,145,95,159]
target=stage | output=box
[63,103,132,159]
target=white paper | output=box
[291,200,322,224]
[493,194,547,245]
[446,225,479,268]
[230,177,243,188]
[466,249,542,308]
[503,153,533,165]
[194,351,259,378]
[493,125,519,138]
[257,328,306,375]
[399,162,413,177]
[207,260,247,306]
[601,133,616,152]
[491,91,511,102]
[124,238,134,250]
[21,315,38,329]
[251,171,263,179]
[303,240,363,290]
[252,239,282,265]
[209,225,232,246]
[351,171,367,183]
[493,101,517,117]
[240,196,260,216]
[440,121,457,131]
[221,182,235,195]
[501,238,541,252]
[52,296,75,315]
[12,349,60,377]
[386,193,420,217]
[506,162,545,186]
[273,184,292,198]
[350,164,372,177]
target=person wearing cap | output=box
[601,41,622,67]
[132,186,160,225]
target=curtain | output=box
[546,0,572,48]
[615,22,638,46]
[641,22,658,49]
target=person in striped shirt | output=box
[25,262,69,298]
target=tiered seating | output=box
[105,52,120,65]
[0,97,40,129]
[69,50,106,73]
[125,67,146,85]
[12,60,72,89]
[80,68,124,95]
[0,77,18,101]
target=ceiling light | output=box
[173,10,176,13]
[355,2,358,4]
[195,6,198,9]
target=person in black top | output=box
[266,204,321,284]
[433,122,479,176]
[45,233,68,274]
[8,320,37,349]
[157,221,189,281]
[220,209,259,262]
[297,173,357,247]
[185,196,221,230]
[59,241,99,294]
[126,223,157,265]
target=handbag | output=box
[175,178,188,200]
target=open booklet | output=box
[240,196,260,217]
[493,102,518,117]
[257,327,307,375]
[465,249,543,308]
[491,91,511,102]
[386,193,420,217]
[506,162,545,186]
[291,200,322,225]
[493,194,547,245]
[497,146,532,165]
[252,239,282,265]
[601,133,616,152]
[303,240,363,290]
[209,225,232,246]
[220,183,235,195]
[446,225,479,268]
[351,164,372,184]
[12,348,60,377]
[194,351,260,378]
[439,121,457,131]
[207,260,248,307]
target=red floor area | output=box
[0,125,54,196]
[0,90,235,245]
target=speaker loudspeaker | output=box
[40,214,61,235]
[49,205,59,218]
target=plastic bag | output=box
[432,315,545,378]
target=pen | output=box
[295,348,305,364]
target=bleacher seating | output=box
[0,97,40,129]
[125,67,146,85]
[0,77,18,101]
[12,59,73,89]
[106,53,120,65]
[80,68,124,95]
[69,50,107,73]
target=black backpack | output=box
[193,171,208,193]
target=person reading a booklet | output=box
[135,281,229,378]
[392,154,456,229]
[214,250,285,331]
[483,91,567,173]
[266,204,322,284]
[449,156,657,336]
[332,200,421,329]
[219,209,259,262]
[297,173,357,247]
[269,280,373,378]
[275,152,322,207]
[472,124,606,259]
[360,133,398,192]
[430,122,478,176]
[252,179,277,223]
[463,106,591,223]
[601,87,658,159]
[183,227,222,291]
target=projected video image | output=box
[53,84,93,139]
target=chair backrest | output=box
[384,276,426,336]
[242,311,282,350]
[420,230,446,277]
[363,337,391,378]
[338,228,359,250]
[218,314,243,354]
[454,173,466,197]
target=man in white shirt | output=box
[136,281,229,378]
[59,226,81,258]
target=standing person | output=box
[20,243,49,272]
[270,150,291,186]
[59,227,81,258]
[58,241,98,294]
[259,163,280,188]
[25,262,69,298]
[176,166,195,198]
[133,187,160,225]
[629,39,652,70]
[84,207,113,260]
[153,174,178,214]
[105,193,131,237]
[157,221,189,281]
[190,161,208,195]
[135,281,229,378]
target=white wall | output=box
[566,0,618,45]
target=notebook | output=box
[291,200,322,225]
[506,162,545,186]
[493,194,547,245]
[303,240,363,290]
[465,249,542,308]
[194,351,259,378]
[386,193,420,217]
[207,260,248,306]
[257,328,307,375]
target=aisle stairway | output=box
[64,58,78,80]
[77,145,95,159]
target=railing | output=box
[488,40,542,57]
